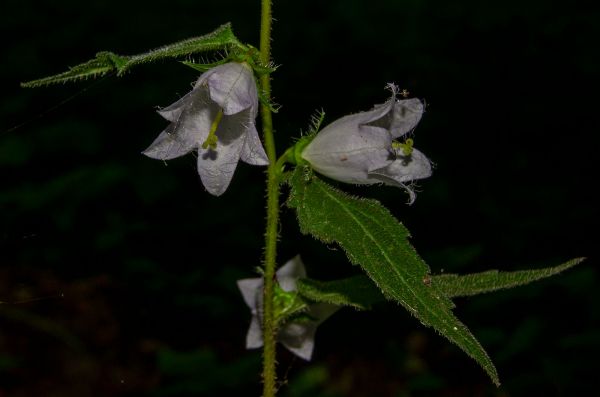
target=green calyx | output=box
[183,50,276,77]
[274,111,324,173]
[273,284,308,325]
[229,45,277,76]
[274,135,314,177]
[182,59,230,73]
[291,135,314,166]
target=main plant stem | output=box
[259,1,279,396]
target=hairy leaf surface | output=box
[298,257,584,308]
[287,167,500,385]
[22,23,242,87]
[433,257,584,297]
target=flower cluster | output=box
[237,256,338,360]
[143,62,268,196]
[301,84,431,203]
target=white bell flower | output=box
[237,255,338,360]
[143,62,268,196]
[301,84,431,203]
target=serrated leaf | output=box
[287,166,500,385]
[297,276,381,310]
[433,257,585,297]
[22,23,242,88]
[118,23,242,74]
[20,55,119,87]
[297,258,584,308]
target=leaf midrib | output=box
[312,180,497,382]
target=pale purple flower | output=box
[237,255,338,360]
[143,62,268,196]
[301,84,431,203]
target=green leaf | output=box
[20,53,121,87]
[297,258,584,308]
[118,23,243,74]
[287,167,500,386]
[297,276,381,310]
[21,23,243,88]
[433,257,585,297]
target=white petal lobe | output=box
[143,62,267,196]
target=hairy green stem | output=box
[259,1,278,397]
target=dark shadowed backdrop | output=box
[1,0,598,396]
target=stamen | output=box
[392,138,414,156]
[201,109,224,150]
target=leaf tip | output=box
[571,257,586,265]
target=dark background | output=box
[1,0,598,396]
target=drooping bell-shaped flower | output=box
[237,255,338,360]
[143,62,269,196]
[301,84,431,203]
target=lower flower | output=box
[237,255,338,360]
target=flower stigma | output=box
[201,109,224,150]
[392,138,414,156]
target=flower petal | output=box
[276,255,307,292]
[370,147,432,183]
[237,278,263,312]
[240,122,269,166]
[355,84,406,129]
[246,315,264,349]
[302,118,393,184]
[143,89,215,160]
[278,303,338,360]
[308,302,340,323]
[368,148,432,204]
[202,62,258,116]
[388,98,424,138]
[157,90,195,122]
[196,110,248,196]
[279,322,317,360]
[361,84,400,129]
[142,124,196,160]
[373,179,417,205]
[237,277,265,349]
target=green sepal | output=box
[182,57,277,77]
[286,312,318,324]
[287,166,500,386]
[287,110,325,166]
[251,62,278,76]
[258,90,280,113]
[291,135,313,166]
[181,59,229,73]
[228,45,278,76]
[297,257,584,309]
[22,23,244,88]
[273,284,308,325]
